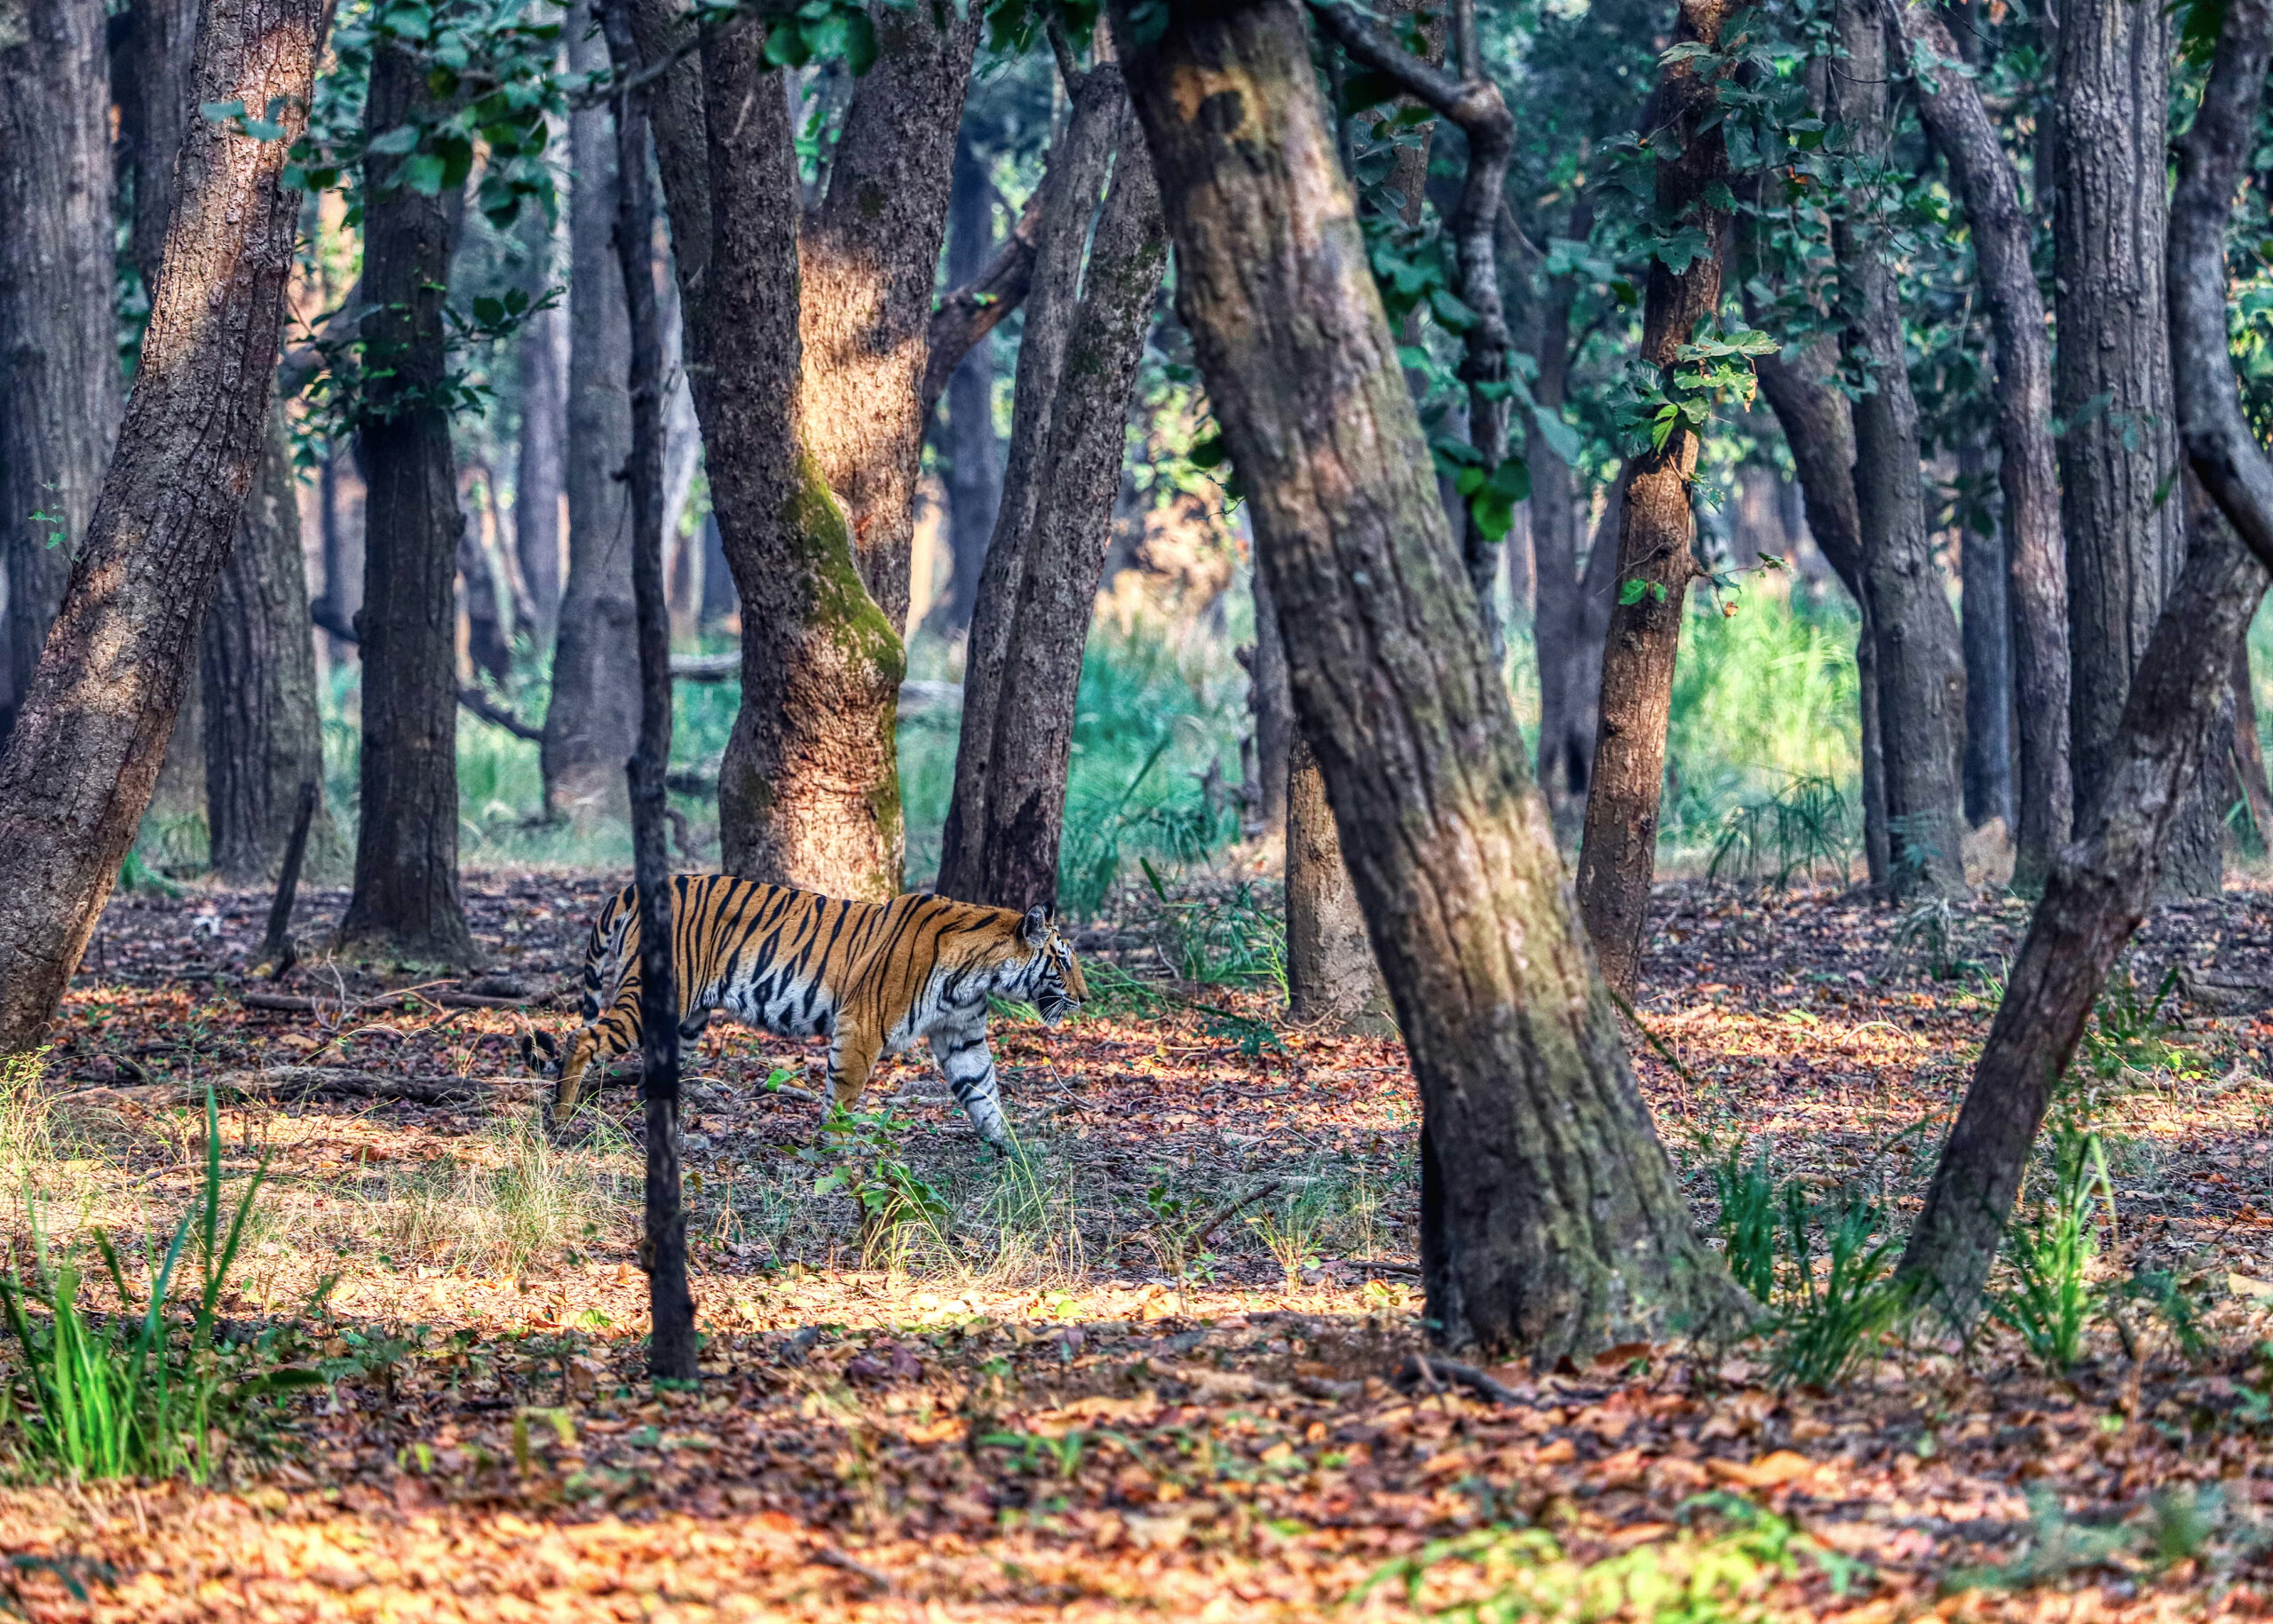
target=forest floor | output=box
[0,871,2270,1620]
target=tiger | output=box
[525,875,1088,1153]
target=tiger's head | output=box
[1018,905,1087,1026]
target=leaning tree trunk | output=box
[0,0,121,745]
[1286,733,1393,1032]
[1901,0,2273,1321]
[927,126,1005,644]
[939,68,1164,910]
[936,71,1126,902]
[2055,0,2222,897]
[1118,0,1746,1360]
[0,0,328,1050]
[1888,0,2069,886]
[203,407,341,883]
[1573,0,1735,995]
[543,0,641,823]
[1247,530,1293,838]
[1833,0,1967,899]
[1959,440,2015,829]
[339,45,476,967]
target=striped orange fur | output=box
[536,876,1086,1151]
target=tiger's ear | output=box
[1021,905,1051,947]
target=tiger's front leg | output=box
[927,1015,1010,1155]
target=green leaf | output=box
[404,152,447,194]
[199,99,248,123]
[1619,578,1648,606]
[367,123,422,156]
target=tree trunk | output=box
[2055,0,2222,897]
[943,81,1166,914]
[203,405,341,883]
[1833,0,1968,899]
[1247,530,1293,839]
[0,0,328,1050]
[1530,201,1595,844]
[1902,0,2273,1322]
[697,511,733,629]
[2232,641,2273,846]
[1117,0,1745,1360]
[1960,440,2015,828]
[927,128,1003,644]
[1573,0,1736,995]
[630,3,908,899]
[1286,733,1392,1032]
[457,496,513,688]
[315,443,365,662]
[543,0,641,823]
[513,210,566,651]
[0,0,120,745]
[935,70,1127,902]
[1754,338,1889,885]
[597,0,694,1382]
[1887,0,2069,886]
[340,45,476,967]
[799,4,981,635]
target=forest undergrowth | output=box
[0,872,2267,1619]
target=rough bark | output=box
[1888,0,2069,884]
[1833,0,1968,899]
[2055,0,2222,896]
[1116,0,1745,1360]
[630,0,910,899]
[513,211,567,650]
[928,130,1004,643]
[0,0,121,744]
[543,0,641,822]
[1573,0,1735,994]
[935,72,1127,901]
[0,0,326,1050]
[1901,0,2273,1321]
[339,44,477,967]
[203,406,341,883]
[2233,642,2273,847]
[1754,340,1889,884]
[1959,440,2015,829]
[798,3,982,633]
[1286,733,1392,1031]
[943,85,1167,914]
[598,0,694,1382]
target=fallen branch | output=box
[242,987,534,1016]
[202,1068,493,1107]
[1186,1178,1284,1246]
[1395,1353,1527,1407]
[809,1548,891,1594]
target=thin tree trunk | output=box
[204,406,341,883]
[340,44,476,967]
[0,0,120,745]
[927,127,1004,643]
[598,0,694,1383]
[1119,0,1746,1360]
[514,211,566,651]
[1247,530,1293,839]
[315,443,366,661]
[1959,440,2015,828]
[1573,0,1736,994]
[1531,200,1594,843]
[697,511,733,629]
[2233,638,2273,848]
[458,486,513,688]
[1286,733,1392,1032]
[947,82,1167,914]
[1887,0,2069,885]
[2055,0,2222,897]
[544,0,641,822]
[0,0,328,1050]
[1754,339,1889,885]
[1833,0,1968,899]
[1902,0,2273,1322]
[936,73,1126,902]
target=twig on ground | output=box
[1395,1353,1528,1407]
[810,1548,891,1593]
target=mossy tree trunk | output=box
[1116,0,1745,1361]
[630,0,975,899]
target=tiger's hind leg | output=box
[926,1016,1010,1155]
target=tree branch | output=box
[921,182,1047,416]
[2168,0,2273,572]
[457,685,544,741]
